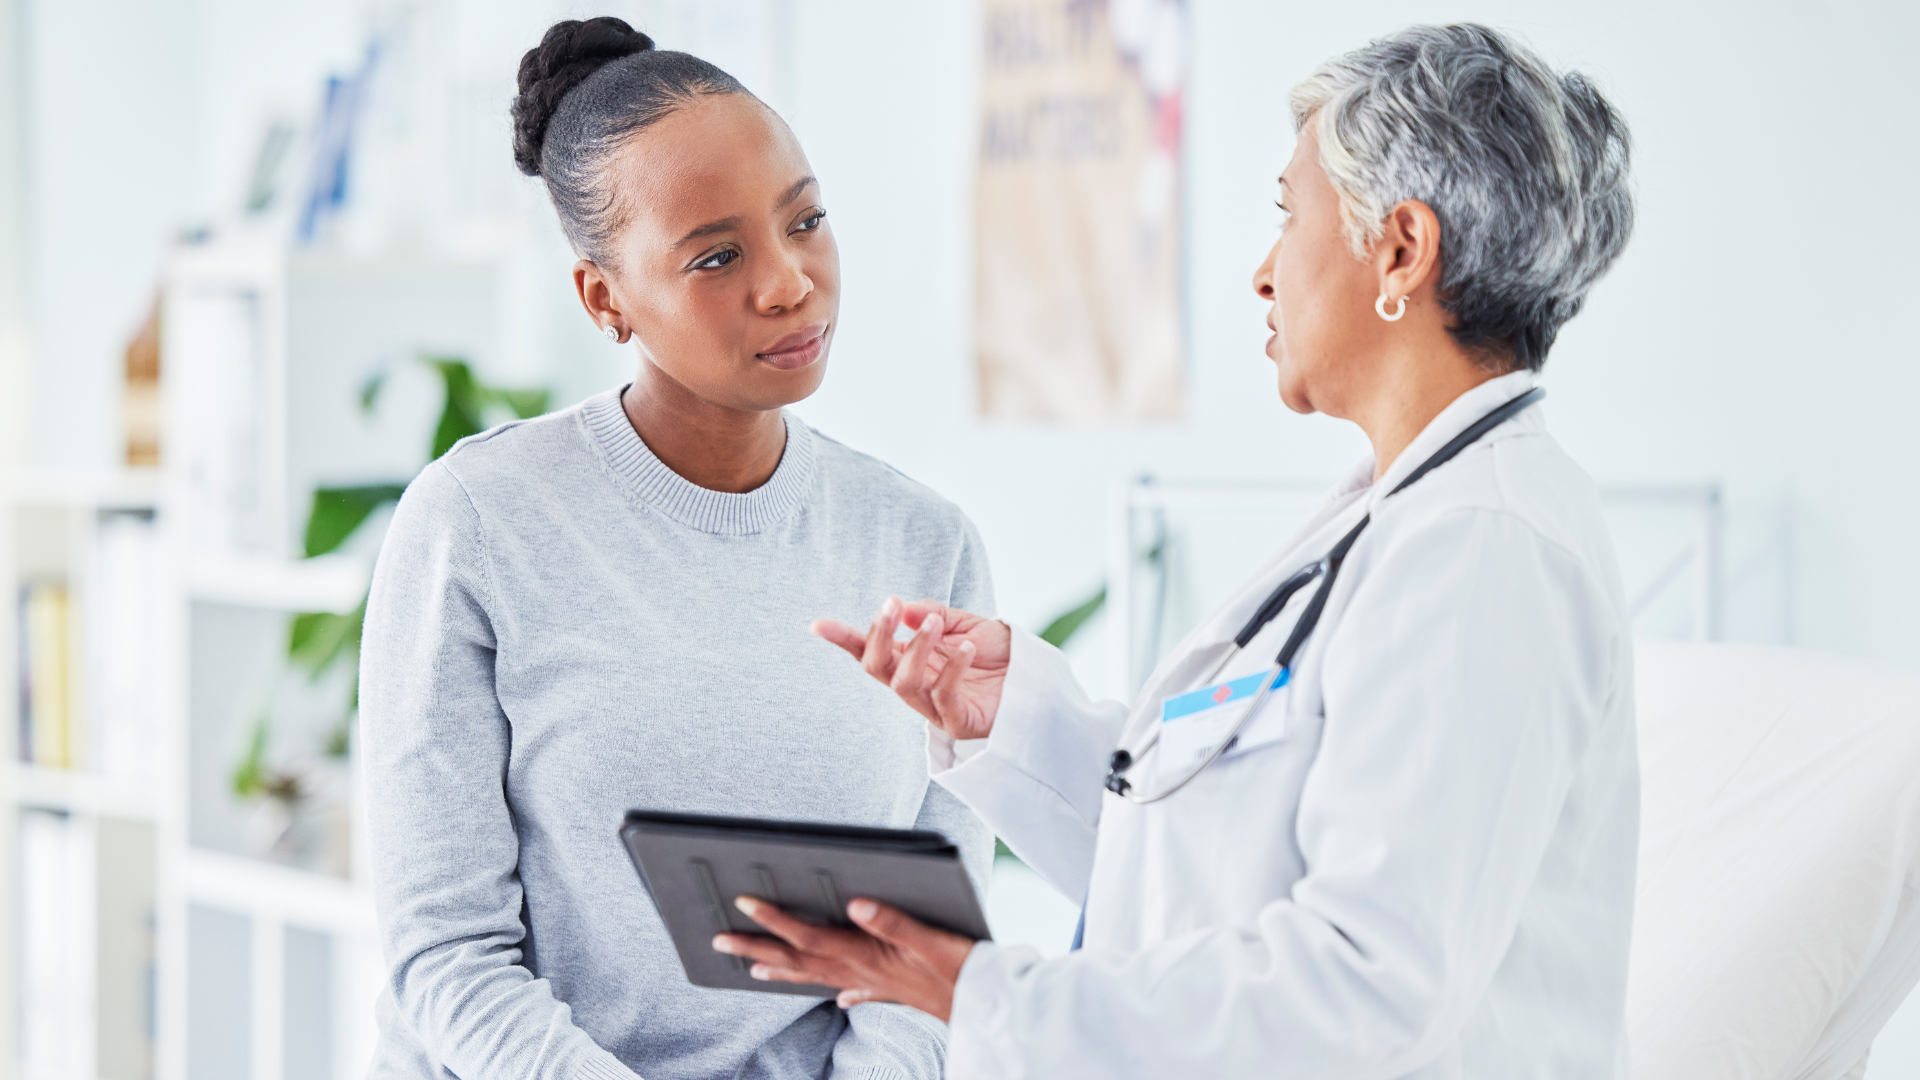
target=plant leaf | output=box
[490,387,551,419]
[304,484,406,558]
[287,595,367,679]
[1038,586,1106,649]
[232,716,269,798]
[428,357,486,460]
[358,366,387,414]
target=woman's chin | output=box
[1273,365,1316,416]
[751,361,830,410]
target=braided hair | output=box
[511,16,750,263]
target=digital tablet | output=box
[620,810,993,997]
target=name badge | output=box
[1156,668,1291,783]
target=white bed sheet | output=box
[1629,642,1920,1080]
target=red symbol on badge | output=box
[1212,685,1233,704]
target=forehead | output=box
[605,94,809,237]
[1279,123,1329,199]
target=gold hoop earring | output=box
[1375,294,1407,322]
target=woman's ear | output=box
[1375,200,1444,306]
[573,259,626,338]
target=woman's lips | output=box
[757,324,829,370]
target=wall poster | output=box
[975,0,1187,423]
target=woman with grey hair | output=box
[719,24,1639,1079]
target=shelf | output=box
[187,554,369,612]
[2,469,162,509]
[6,762,160,820]
[182,847,376,938]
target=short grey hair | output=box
[1289,24,1634,371]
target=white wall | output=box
[783,0,1920,671]
[23,0,198,472]
[34,0,1919,667]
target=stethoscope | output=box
[1102,387,1546,804]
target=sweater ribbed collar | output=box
[581,387,816,536]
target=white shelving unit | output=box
[3,235,511,1080]
[1,478,167,1080]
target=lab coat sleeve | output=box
[944,508,1624,1079]
[927,627,1129,901]
[360,462,641,1080]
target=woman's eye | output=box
[795,210,826,233]
[693,249,738,270]
[1276,202,1292,229]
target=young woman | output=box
[359,18,992,1080]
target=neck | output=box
[621,363,787,494]
[1355,343,1505,482]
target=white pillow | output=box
[1628,642,1920,1080]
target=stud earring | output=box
[603,325,620,343]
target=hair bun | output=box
[512,17,655,177]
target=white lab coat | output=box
[931,370,1639,1079]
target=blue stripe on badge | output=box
[1161,668,1289,723]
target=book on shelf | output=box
[169,283,279,559]
[87,511,164,783]
[15,512,165,779]
[18,807,95,1079]
[17,579,72,768]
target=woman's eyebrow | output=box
[777,176,819,209]
[676,215,744,246]
[674,177,820,247]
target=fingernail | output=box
[734,896,759,915]
[750,965,770,980]
[925,614,944,634]
[883,596,900,615]
[848,899,878,922]
[712,936,733,954]
[959,641,974,653]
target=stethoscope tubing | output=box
[1103,386,1546,804]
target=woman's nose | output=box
[756,251,814,314]
[1252,238,1280,300]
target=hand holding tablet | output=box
[716,894,974,1017]
[620,810,990,1009]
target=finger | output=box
[713,934,800,968]
[890,611,944,714]
[837,988,880,1009]
[897,600,948,631]
[860,597,905,684]
[751,963,831,985]
[809,619,867,660]
[846,899,931,949]
[929,640,976,727]
[735,896,831,952]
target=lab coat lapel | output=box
[1115,462,1377,744]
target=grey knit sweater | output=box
[360,387,995,1080]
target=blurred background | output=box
[0,1,1915,1078]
